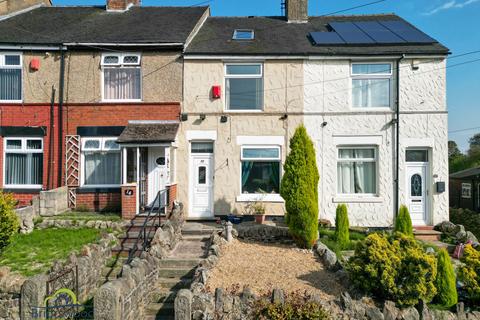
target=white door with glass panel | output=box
[190,142,214,218]
[405,150,429,225]
[148,147,168,209]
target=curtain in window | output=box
[0,69,21,100]
[104,68,141,100]
[5,153,42,185]
[241,161,253,188]
[352,79,389,108]
[338,149,376,194]
[242,161,279,194]
[84,152,121,185]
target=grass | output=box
[318,228,367,258]
[0,228,102,276]
[48,212,121,222]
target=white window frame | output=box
[336,146,379,197]
[350,62,393,110]
[461,183,472,199]
[80,137,121,188]
[232,29,255,40]
[224,62,264,112]
[237,145,283,202]
[3,137,43,189]
[101,53,142,103]
[0,52,22,103]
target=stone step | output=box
[181,234,210,242]
[414,229,442,242]
[150,290,177,303]
[157,268,194,279]
[101,266,122,277]
[158,258,201,268]
[144,302,174,319]
[155,277,193,290]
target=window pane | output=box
[0,69,22,100]
[123,56,139,64]
[27,140,42,150]
[104,68,141,100]
[104,56,119,64]
[5,55,20,66]
[339,148,375,159]
[337,161,376,194]
[191,142,213,153]
[227,78,263,110]
[84,151,121,185]
[242,161,280,194]
[352,64,391,74]
[84,140,100,149]
[233,30,254,40]
[6,139,22,149]
[406,150,428,162]
[226,64,261,75]
[352,79,390,108]
[5,153,42,185]
[104,139,120,150]
[198,166,206,184]
[242,148,279,159]
[411,174,422,196]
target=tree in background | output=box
[394,205,413,237]
[449,133,480,173]
[281,125,319,249]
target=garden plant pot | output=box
[255,214,265,224]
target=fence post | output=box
[174,289,192,320]
[20,274,48,320]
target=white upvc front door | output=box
[148,147,168,208]
[405,164,428,225]
[189,154,214,218]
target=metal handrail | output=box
[126,187,169,265]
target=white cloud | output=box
[423,0,480,15]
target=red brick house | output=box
[0,0,209,216]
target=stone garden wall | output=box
[0,267,26,320]
[35,219,127,231]
[94,204,185,320]
[234,222,292,243]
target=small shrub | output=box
[280,125,319,249]
[458,244,480,304]
[252,292,330,320]
[434,249,458,308]
[450,208,480,240]
[334,204,350,250]
[347,232,437,307]
[0,192,20,250]
[394,205,413,237]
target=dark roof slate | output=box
[185,15,449,56]
[117,122,179,144]
[0,6,208,45]
[450,167,480,179]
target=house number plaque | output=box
[124,189,134,196]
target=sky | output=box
[53,0,480,152]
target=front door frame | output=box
[188,141,215,218]
[405,149,430,226]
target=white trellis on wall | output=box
[65,135,80,208]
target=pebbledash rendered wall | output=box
[303,58,449,227]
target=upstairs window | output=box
[82,137,121,186]
[0,53,22,102]
[102,53,141,101]
[4,138,43,188]
[225,63,263,111]
[233,29,254,40]
[351,63,392,109]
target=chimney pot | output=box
[285,0,308,23]
[106,0,140,11]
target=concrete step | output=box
[421,240,457,254]
[144,302,174,319]
[157,268,194,279]
[158,258,201,268]
[414,229,442,242]
[155,277,193,290]
[150,290,177,303]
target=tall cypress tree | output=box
[280,125,319,248]
[435,249,458,307]
[394,205,413,237]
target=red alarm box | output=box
[30,58,40,71]
[212,85,221,99]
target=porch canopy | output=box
[116,120,179,145]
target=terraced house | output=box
[0,0,450,228]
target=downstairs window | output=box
[337,147,377,195]
[4,138,43,188]
[241,146,280,194]
[82,137,121,186]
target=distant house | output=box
[450,167,480,212]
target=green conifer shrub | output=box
[459,244,480,304]
[280,125,319,249]
[334,204,350,250]
[0,192,19,250]
[394,205,413,237]
[434,248,458,307]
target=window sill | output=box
[224,109,263,113]
[101,99,143,103]
[350,107,392,112]
[0,100,23,104]
[333,196,384,203]
[2,187,42,193]
[236,194,284,203]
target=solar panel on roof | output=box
[353,21,405,43]
[329,22,375,44]
[309,31,345,45]
[379,20,436,43]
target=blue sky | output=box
[54,0,480,152]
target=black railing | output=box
[126,187,169,265]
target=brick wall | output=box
[76,192,121,212]
[106,0,140,10]
[168,183,177,210]
[121,185,136,219]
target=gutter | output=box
[394,54,406,218]
[62,42,184,47]
[57,47,66,188]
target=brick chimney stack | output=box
[0,0,51,16]
[285,0,308,23]
[106,0,141,11]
